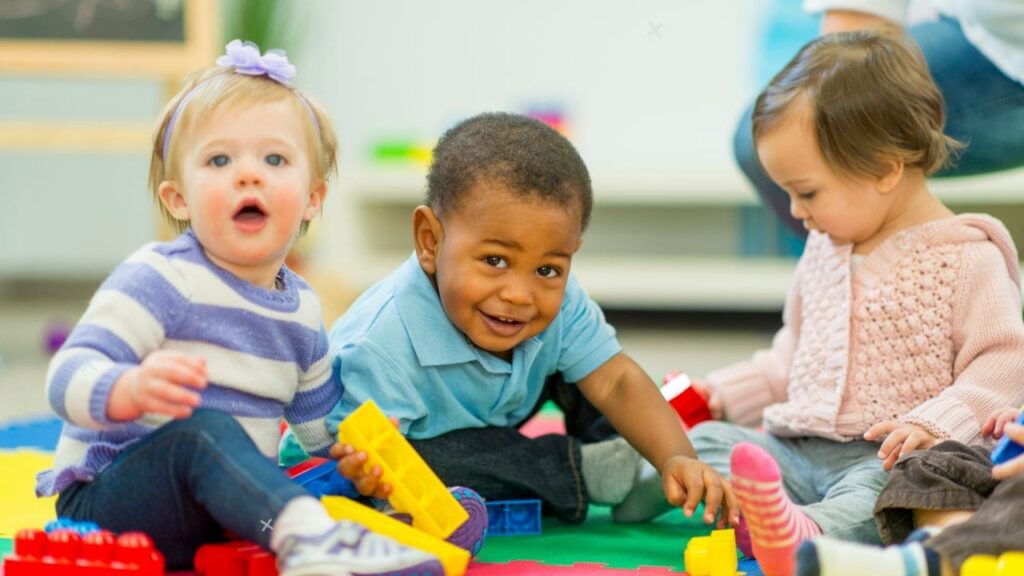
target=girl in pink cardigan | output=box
[663,28,1024,576]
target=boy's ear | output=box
[304,180,327,220]
[157,180,190,221]
[413,205,443,275]
[876,157,904,194]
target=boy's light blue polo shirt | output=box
[325,254,622,440]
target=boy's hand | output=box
[983,407,1022,440]
[992,421,1024,480]
[329,443,392,498]
[327,415,401,499]
[864,421,940,471]
[108,350,207,421]
[660,455,739,528]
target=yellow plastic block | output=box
[684,528,739,576]
[321,495,469,576]
[961,552,1024,576]
[338,400,469,539]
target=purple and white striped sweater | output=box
[36,230,341,497]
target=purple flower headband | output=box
[161,40,320,164]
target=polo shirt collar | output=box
[394,254,543,373]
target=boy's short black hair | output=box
[426,112,593,230]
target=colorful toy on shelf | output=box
[285,457,359,499]
[44,518,100,536]
[523,106,569,137]
[991,411,1024,465]
[684,528,739,576]
[661,373,713,428]
[193,540,276,576]
[371,139,433,165]
[485,499,541,536]
[337,400,469,540]
[961,551,1024,576]
[43,321,71,356]
[4,528,164,575]
[321,495,469,576]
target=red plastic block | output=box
[193,540,277,576]
[4,528,164,575]
[661,374,712,429]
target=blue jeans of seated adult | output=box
[56,409,308,569]
[735,16,1024,235]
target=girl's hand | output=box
[329,443,392,498]
[108,350,207,421]
[660,455,739,528]
[992,422,1024,480]
[690,379,725,421]
[327,415,401,499]
[983,408,1022,440]
[662,371,724,421]
[864,421,940,471]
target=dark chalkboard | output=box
[0,0,216,76]
[0,0,185,43]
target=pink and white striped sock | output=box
[730,442,822,576]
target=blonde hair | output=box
[752,27,962,182]
[149,66,338,234]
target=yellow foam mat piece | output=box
[0,450,57,538]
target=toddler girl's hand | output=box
[329,443,392,498]
[660,455,739,528]
[108,350,207,421]
[690,379,725,421]
[992,421,1024,480]
[983,407,1022,440]
[864,421,939,471]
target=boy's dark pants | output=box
[409,374,616,524]
[874,440,1024,571]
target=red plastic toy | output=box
[4,528,164,575]
[661,373,712,428]
[193,540,277,576]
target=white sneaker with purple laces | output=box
[277,519,444,576]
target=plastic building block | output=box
[285,458,359,499]
[193,540,276,576]
[485,500,541,536]
[337,400,468,539]
[961,552,1024,576]
[44,518,100,535]
[321,495,469,576]
[661,373,712,428]
[991,411,1024,465]
[4,528,164,575]
[684,528,740,576]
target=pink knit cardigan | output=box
[709,214,1024,444]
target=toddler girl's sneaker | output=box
[276,519,443,576]
[381,486,489,557]
[445,486,488,556]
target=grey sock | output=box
[580,437,643,505]
[611,460,675,523]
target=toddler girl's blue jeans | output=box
[56,408,309,569]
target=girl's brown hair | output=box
[752,27,962,181]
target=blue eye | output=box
[209,154,230,167]
[265,154,284,166]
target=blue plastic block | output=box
[485,499,541,536]
[992,412,1024,465]
[292,459,359,499]
[44,518,100,535]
